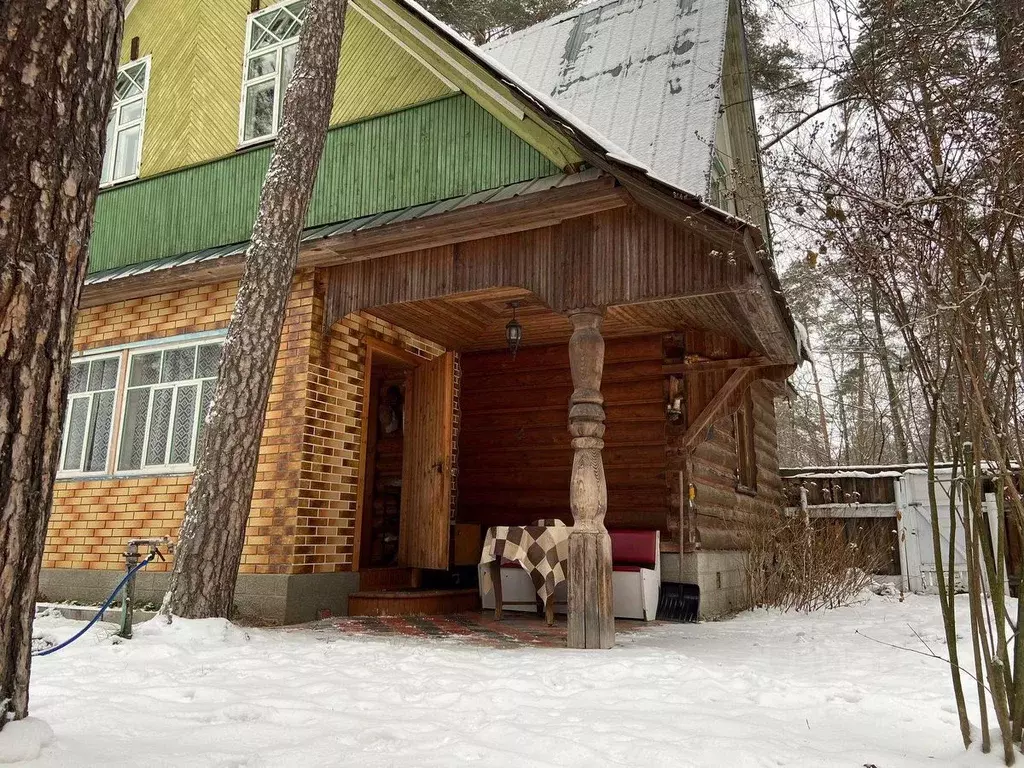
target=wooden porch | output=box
[324,200,797,648]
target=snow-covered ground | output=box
[1,592,1001,766]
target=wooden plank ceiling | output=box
[365,287,764,353]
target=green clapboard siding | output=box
[89,94,559,274]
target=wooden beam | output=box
[364,336,422,369]
[80,177,627,309]
[679,368,750,450]
[662,355,769,375]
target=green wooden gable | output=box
[88,95,559,274]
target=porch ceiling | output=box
[328,202,793,362]
[363,287,763,353]
[366,288,567,352]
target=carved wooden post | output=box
[566,308,615,649]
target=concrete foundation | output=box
[37,568,360,625]
[661,549,749,619]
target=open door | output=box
[399,352,455,570]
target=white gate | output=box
[896,469,970,594]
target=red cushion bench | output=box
[609,529,661,620]
[480,529,661,621]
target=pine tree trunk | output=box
[810,357,831,465]
[0,0,123,727]
[870,287,910,462]
[994,0,1024,128]
[165,0,347,619]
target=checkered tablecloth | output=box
[479,520,571,604]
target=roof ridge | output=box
[481,0,626,50]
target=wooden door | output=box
[399,352,455,570]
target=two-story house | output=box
[43,0,800,624]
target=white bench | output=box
[480,529,661,621]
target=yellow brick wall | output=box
[47,269,447,576]
[47,271,316,575]
[293,288,444,573]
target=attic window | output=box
[240,0,307,145]
[101,58,150,186]
[709,153,733,214]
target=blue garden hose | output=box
[33,553,155,657]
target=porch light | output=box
[505,301,523,359]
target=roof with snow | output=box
[483,0,730,198]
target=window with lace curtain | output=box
[239,0,307,145]
[116,341,223,472]
[58,356,121,475]
[709,153,733,214]
[734,389,757,493]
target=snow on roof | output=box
[483,0,730,199]
[793,319,814,363]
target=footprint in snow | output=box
[829,690,862,704]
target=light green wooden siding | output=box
[359,0,581,171]
[123,0,454,178]
[89,95,559,273]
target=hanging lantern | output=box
[505,301,523,359]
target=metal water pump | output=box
[118,537,174,639]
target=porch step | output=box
[347,588,480,617]
[358,567,417,592]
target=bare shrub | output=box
[745,512,891,612]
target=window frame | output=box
[100,56,152,188]
[709,153,734,215]
[734,389,758,494]
[115,338,224,475]
[56,353,125,478]
[238,0,306,147]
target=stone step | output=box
[347,588,480,617]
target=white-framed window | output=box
[239,0,307,145]
[116,340,223,473]
[58,356,122,475]
[101,58,151,186]
[709,153,733,214]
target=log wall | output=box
[456,335,669,531]
[457,330,785,545]
[683,381,782,550]
[664,331,784,550]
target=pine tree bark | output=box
[165,0,347,618]
[993,0,1024,129]
[0,0,123,727]
[870,287,910,462]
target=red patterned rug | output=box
[302,611,654,648]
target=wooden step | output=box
[358,567,416,592]
[347,588,481,617]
